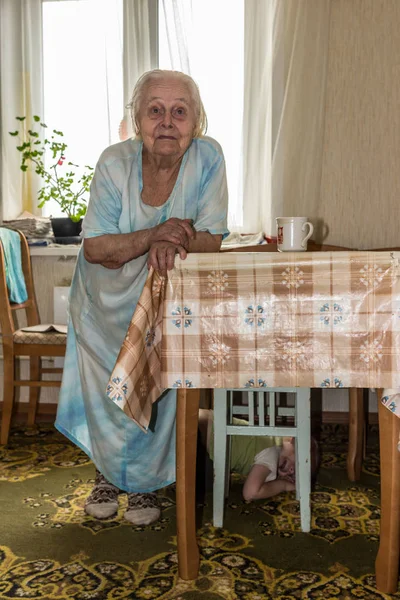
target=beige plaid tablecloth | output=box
[107,251,400,431]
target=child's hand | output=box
[278,478,295,492]
[285,480,296,492]
[281,471,295,484]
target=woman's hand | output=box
[147,241,187,274]
[149,218,195,249]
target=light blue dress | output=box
[55,137,229,492]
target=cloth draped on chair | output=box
[0,228,27,303]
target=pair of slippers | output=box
[84,472,160,525]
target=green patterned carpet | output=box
[0,423,398,599]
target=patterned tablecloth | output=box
[106,251,400,431]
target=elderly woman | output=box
[55,70,228,525]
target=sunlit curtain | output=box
[40,0,123,218]
[242,0,274,234]
[123,0,155,139]
[159,0,244,230]
[160,0,191,73]
[0,0,43,221]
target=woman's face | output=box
[138,77,197,159]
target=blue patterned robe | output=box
[55,137,229,492]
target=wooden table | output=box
[176,387,400,594]
[108,248,400,594]
[174,249,400,594]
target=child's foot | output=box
[84,470,119,519]
[124,492,160,525]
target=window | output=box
[42,0,244,226]
[159,0,244,228]
[42,0,123,217]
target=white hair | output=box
[127,69,208,139]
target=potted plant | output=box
[9,116,94,239]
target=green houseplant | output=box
[9,116,94,236]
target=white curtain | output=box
[159,0,244,230]
[0,0,43,221]
[242,0,274,234]
[243,0,331,237]
[160,0,191,73]
[270,0,331,237]
[123,0,156,139]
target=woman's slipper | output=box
[124,492,160,525]
[84,470,119,519]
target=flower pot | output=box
[51,217,82,240]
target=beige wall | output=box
[318,0,400,249]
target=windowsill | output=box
[29,245,81,257]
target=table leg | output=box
[375,389,400,594]
[176,388,200,580]
[347,388,364,481]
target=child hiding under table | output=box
[198,408,319,501]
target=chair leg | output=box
[1,352,15,445]
[27,357,40,426]
[213,389,228,528]
[224,391,232,499]
[347,388,364,481]
[295,388,311,533]
[225,436,232,499]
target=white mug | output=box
[276,217,314,252]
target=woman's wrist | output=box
[85,230,154,268]
[145,226,157,250]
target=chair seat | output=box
[13,329,67,345]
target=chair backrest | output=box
[229,389,296,426]
[0,228,40,338]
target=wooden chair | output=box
[213,387,312,532]
[0,228,66,444]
